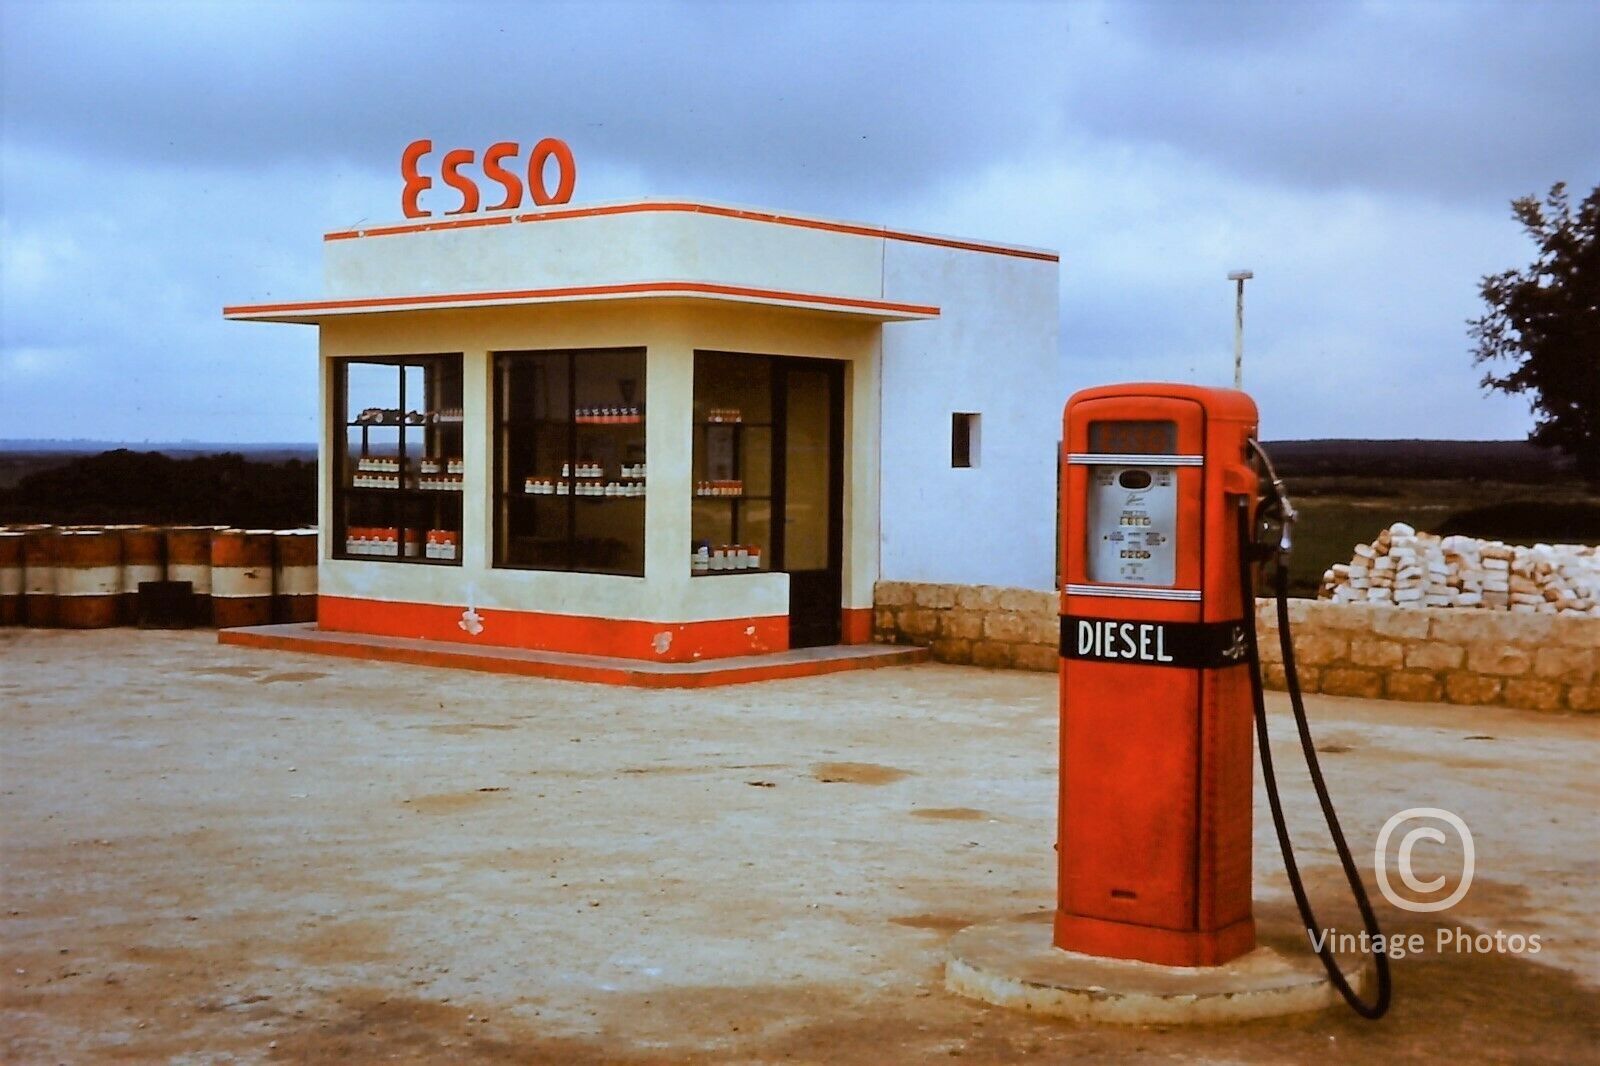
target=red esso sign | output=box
[401,138,577,219]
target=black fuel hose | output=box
[1236,499,1392,1019]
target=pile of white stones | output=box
[1319,522,1600,614]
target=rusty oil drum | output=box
[0,530,22,625]
[55,528,123,629]
[211,529,274,628]
[21,525,59,627]
[272,529,318,623]
[114,525,166,625]
[165,526,219,625]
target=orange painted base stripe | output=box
[840,607,873,646]
[318,595,787,662]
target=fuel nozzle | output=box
[1247,438,1297,566]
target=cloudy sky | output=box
[3,0,1596,444]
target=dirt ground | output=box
[2,629,1597,1064]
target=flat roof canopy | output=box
[223,197,1066,328]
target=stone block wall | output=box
[873,581,1599,714]
[1253,599,1598,713]
[873,581,1058,672]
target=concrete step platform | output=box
[946,904,1375,1024]
[218,622,930,687]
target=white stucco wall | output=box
[324,201,887,306]
[879,242,1061,590]
[239,199,1063,614]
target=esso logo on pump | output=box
[401,138,577,219]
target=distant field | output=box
[1253,439,1591,595]
[1282,478,1600,597]
[0,443,315,489]
[1260,438,1572,483]
[0,448,316,527]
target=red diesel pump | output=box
[1056,382,1392,1018]
[1057,384,1259,967]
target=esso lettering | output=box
[401,138,577,219]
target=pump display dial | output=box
[1085,464,1177,585]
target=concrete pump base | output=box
[946,906,1374,1025]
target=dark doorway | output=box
[777,360,844,647]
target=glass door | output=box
[691,352,845,647]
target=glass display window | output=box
[495,348,646,575]
[333,354,464,564]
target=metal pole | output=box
[1228,270,1253,390]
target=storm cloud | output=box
[3,0,1597,442]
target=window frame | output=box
[330,352,465,566]
[492,347,648,577]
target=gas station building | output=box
[225,198,1059,665]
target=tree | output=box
[1469,182,1600,485]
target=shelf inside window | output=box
[335,553,463,565]
[492,347,647,575]
[335,353,465,567]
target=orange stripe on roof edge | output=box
[324,201,1059,262]
[223,280,940,318]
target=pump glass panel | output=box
[1087,420,1177,456]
